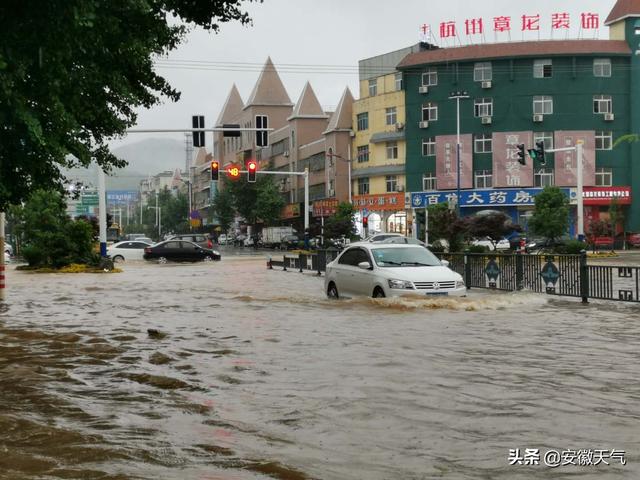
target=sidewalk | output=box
[588,249,640,266]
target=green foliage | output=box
[529,186,569,241]
[613,133,640,148]
[587,219,612,237]
[324,202,357,239]
[0,0,260,210]
[13,190,96,268]
[467,244,489,253]
[212,182,235,234]
[427,203,466,252]
[140,187,189,238]
[562,240,587,254]
[465,212,521,248]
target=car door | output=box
[334,248,359,296]
[129,242,148,260]
[161,241,181,260]
[350,248,375,296]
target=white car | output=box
[107,240,151,263]
[217,234,228,245]
[324,243,466,299]
[472,237,510,251]
[364,233,404,243]
[4,251,10,263]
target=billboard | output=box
[436,134,472,190]
[554,131,595,187]
[106,190,139,205]
[492,131,533,188]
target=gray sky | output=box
[112,0,618,150]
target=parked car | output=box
[364,233,404,243]
[107,240,151,263]
[324,243,465,299]
[135,237,154,245]
[380,236,427,247]
[143,240,221,264]
[525,236,571,253]
[233,234,247,247]
[627,233,640,248]
[125,233,146,241]
[279,234,301,250]
[471,237,510,251]
[168,233,211,249]
[217,234,229,245]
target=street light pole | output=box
[448,91,469,216]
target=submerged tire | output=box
[327,282,339,299]
[158,257,168,264]
[373,287,386,298]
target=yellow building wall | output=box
[353,72,406,196]
[608,22,625,41]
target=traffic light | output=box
[527,141,546,166]
[247,160,257,183]
[516,144,526,165]
[192,115,205,147]
[226,164,241,180]
[211,160,219,181]
[363,216,369,229]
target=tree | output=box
[215,175,284,228]
[324,202,357,240]
[0,1,260,210]
[529,186,570,240]
[212,183,235,234]
[426,203,467,252]
[465,211,521,249]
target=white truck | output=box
[261,226,297,248]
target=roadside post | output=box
[0,211,5,301]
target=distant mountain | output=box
[62,138,190,191]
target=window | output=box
[386,141,398,159]
[385,107,397,126]
[357,112,369,131]
[339,247,370,266]
[595,167,613,186]
[368,79,377,97]
[357,145,369,163]
[291,130,295,147]
[422,173,436,190]
[595,131,613,150]
[421,68,437,86]
[533,95,553,115]
[593,58,611,77]
[474,62,492,81]
[255,115,268,147]
[422,137,436,156]
[395,72,403,91]
[474,134,492,153]
[593,95,612,114]
[474,98,493,117]
[386,175,398,192]
[534,59,552,78]
[534,168,555,187]
[421,102,438,121]
[533,131,554,150]
[357,177,369,195]
[474,170,493,188]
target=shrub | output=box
[467,244,489,253]
[563,240,587,254]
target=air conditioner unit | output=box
[396,185,405,192]
[481,116,492,125]
[418,121,429,129]
[533,114,544,122]
[395,122,405,131]
[283,150,289,157]
[604,113,615,121]
[349,131,356,138]
[418,85,429,94]
[481,81,492,89]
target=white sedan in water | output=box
[324,243,466,299]
[106,240,151,263]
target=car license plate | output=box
[426,292,448,296]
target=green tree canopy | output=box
[529,186,570,240]
[324,202,357,239]
[214,175,284,228]
[0,0,259,210]
[465,211,521,248]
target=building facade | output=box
[398,0,640,237]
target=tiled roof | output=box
[605,0,640,25]
[289,82,328,120]
[245,57,293,108]
[324,87,354,134]
[214,84,243,127]
[397,40,630,69]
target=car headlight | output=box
[212,250,220,256]
[456,280,465,288]
[388,279,414,289]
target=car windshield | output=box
[370,247,441,267]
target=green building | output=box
[398,0,640,237]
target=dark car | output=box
[143,240,221,263]
[279,234,301,250]
[168,234,212,249]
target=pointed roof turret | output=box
[215,84,244,127]
[324,87,354,134]
[605,0,640,25]
[245,57,293,109]
[288,82,329,120]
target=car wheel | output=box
[158,256,167,264]
[373,287,386,298]
[112,255,125,263]
[327,282,339,299]
[203,256,213,262]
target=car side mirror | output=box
[358,261,372,270]
[441,259,450,267]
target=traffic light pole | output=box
[544,142,585,240]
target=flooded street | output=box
[1,256,639,479]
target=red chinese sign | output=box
[582,187,631,206]
[351,193,404,212]
[313,198,339,217]
[420,12,600,39]
[435,134,473,190]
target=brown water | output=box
[1,257,639,479]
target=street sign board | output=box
[81,194,99,206]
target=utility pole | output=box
[448,91,469,216]
[0,211,5,301]
[98,167,107,257]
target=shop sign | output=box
[313,198,339,217]
[351,193,405,211]
[410,188,571,208]
[282,203,301,219]
[106,190,139,205]
[571,186,632,206]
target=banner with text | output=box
[492,131,533,188]
[410,187,571,209]
[554,131,595,187]
[436,134,473,190]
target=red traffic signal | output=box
[247,160,257,183]
[211,160,219,181]
[226,163,241,180]
[363,216,369,228]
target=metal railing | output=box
[268,250,640,304]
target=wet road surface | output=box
[1,256,639,479]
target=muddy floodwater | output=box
[1,256,639,479]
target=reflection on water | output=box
[1,258,639,479]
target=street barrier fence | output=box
[268,249,640,304]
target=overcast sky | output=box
[112,0,618,150]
